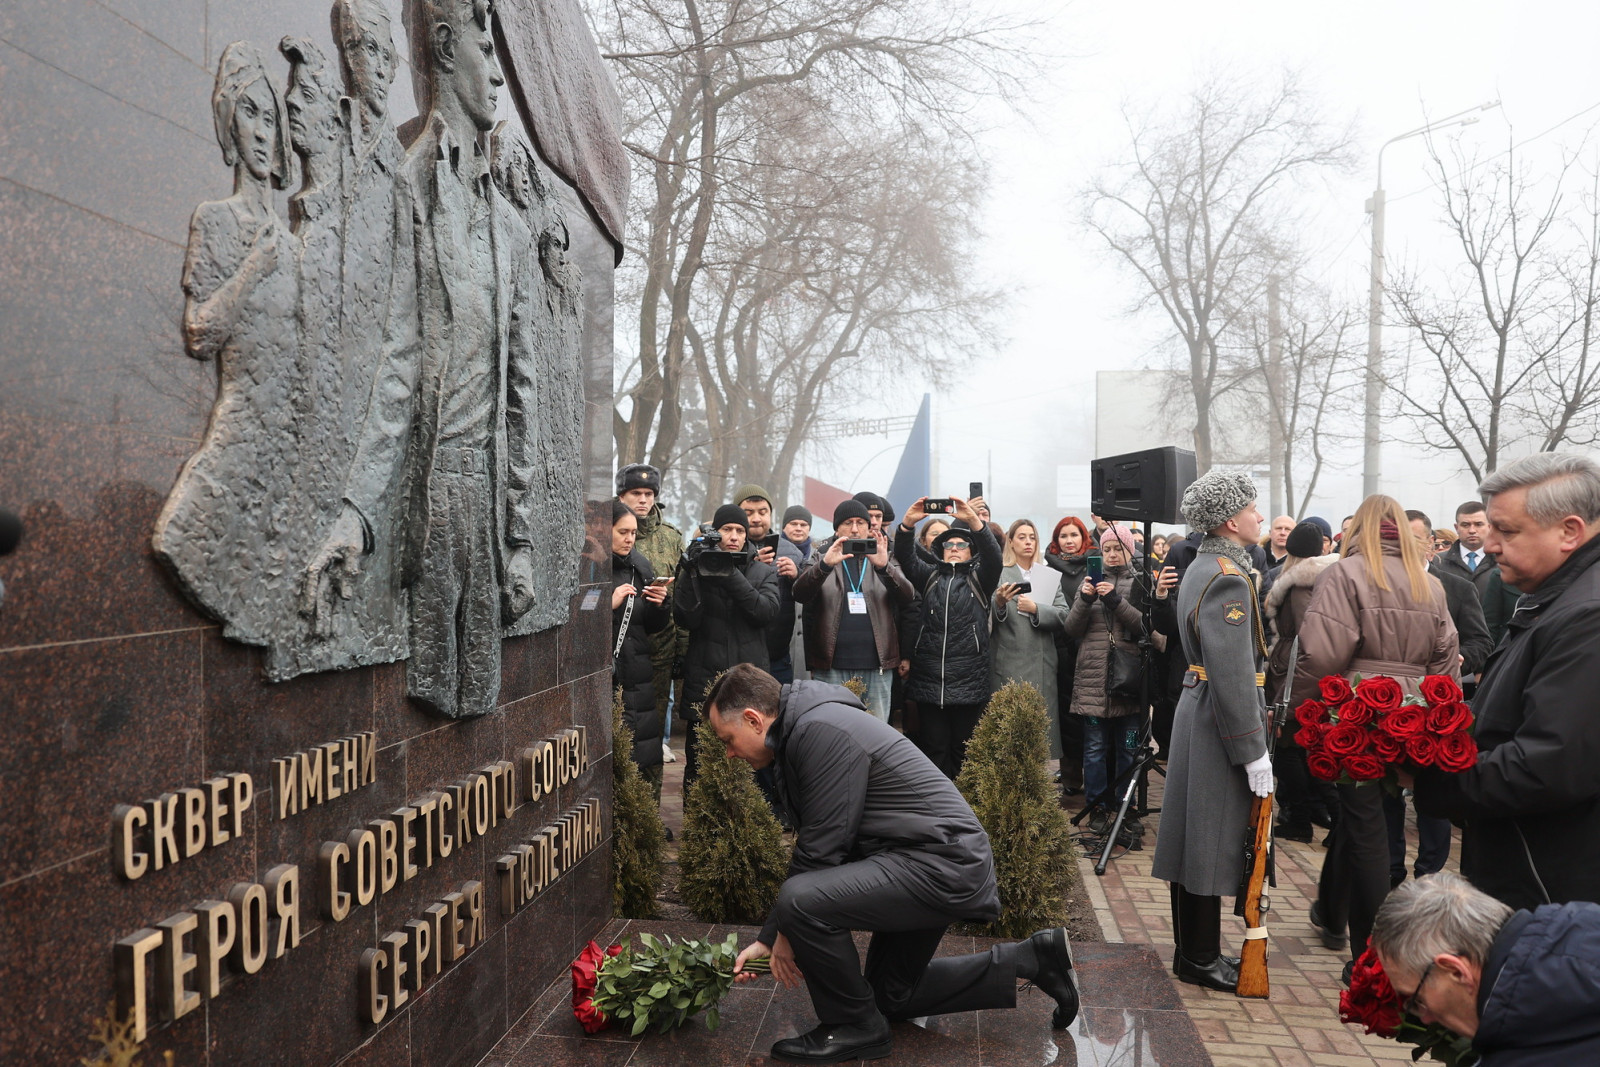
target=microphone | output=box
[0,509,21,556]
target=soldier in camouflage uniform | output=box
[1151,471,1275,995]
[617,464,686,795]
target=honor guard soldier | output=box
[1151,472,1274,993]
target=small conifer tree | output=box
[956,682,1078,938]
[611,689,666,919]
[678,716,789,923]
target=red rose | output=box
[1319,674,1354,705]
[1322,722,1368,758]
[1294,723,1326,750]
[1420,674,1464,706]
[1295,699,1331,727]
[571,941,610,1033]
[1381,705,1427,741]
[1340,948,1402,1038]
[1342,753,1386,781]
[1307,751,1342,781]
[1336,699,1375,727]
[1405,734,1438,767]
[1355,675,1405,712]
[1371,733,1404,763]
[1425,701,1473,735]
[1435,731,1479,772]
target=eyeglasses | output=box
[1401,961,1435,1018]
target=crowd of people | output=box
[607,452,1600,1063]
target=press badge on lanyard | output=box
[845,559,868,613]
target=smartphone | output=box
[648,576,674,588]
[1014,580,1032,594]
[923,498,953,514]
[969,481,984,500]
[757,533,781,551]
[842,538,877,556]
[1085,551,1103,583]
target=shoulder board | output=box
[1215,557,1242,577]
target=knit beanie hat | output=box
[1302,515,1333,540]
[1285,521,1325,560]
[852,491,895,525]
[1100,525,1138,555]
[732,483,771,506]
[833,499,871,527]
[1180,471,1258,533]
[711,503,749,530]
[782,505,813,526]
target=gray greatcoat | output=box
[989,563,1066,754]
[1151,549,1269,897]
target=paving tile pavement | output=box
[1079,767,1463,1066]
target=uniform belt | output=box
[434,446,488,474]
[1187,664,1266,687]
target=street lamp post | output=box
[1363,101,1500,499]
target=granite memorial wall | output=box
[0,0,626,1062]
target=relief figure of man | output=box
[307,0,538,719]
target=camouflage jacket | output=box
[633,503,688,661]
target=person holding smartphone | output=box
[991,519,1067,752]
[792,499,915,720]
[735,483,807,683]
[611,501,672,790]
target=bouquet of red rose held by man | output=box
[1294,674,1476,790]
[1340,947,1477,1065]
[570,932,770,1036]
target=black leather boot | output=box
[1170,885,1238,993]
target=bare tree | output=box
[1082,70,1354,472]
[595,0,1031,505]
[1385,137,1600,480]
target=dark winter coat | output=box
[763,536,807,663]
[793,536,915,671]
[893,522,1003,707]
[1429,561,1495,676]
[1433,542,1500,598]
[612,550,669,771]
[1473,902,1600,1065]
[1058,562,1146,719]
[1415,532,1600,911]
[756,680,1001,947]
[671,548,780,713]
[1481,568,1523,648]
[1262,554,1337,705]
[1291,542,1460,707]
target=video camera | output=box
[683,523,743,576]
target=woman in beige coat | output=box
[1291,495,1460,971]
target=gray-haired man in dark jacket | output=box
[709,665,1078,1064]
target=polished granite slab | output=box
[482,920,1212,1067]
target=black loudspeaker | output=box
[1090,447,1197,526]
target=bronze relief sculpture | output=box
[155,0,587,718]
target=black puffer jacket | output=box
[612,550,670,772]
[1473,902,1600,1065]
[893,524,1002,706]
[671,547,780,714]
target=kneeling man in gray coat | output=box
[711,665,1079,1063]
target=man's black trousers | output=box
[772,854,1017,1027]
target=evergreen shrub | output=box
[611,688,666,919]
[956,682,1078,937]
[678,715,789,923]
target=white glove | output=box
[1243,753,1274,798]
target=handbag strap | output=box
[613,592,635,661]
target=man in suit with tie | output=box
[1432,501,1499,597]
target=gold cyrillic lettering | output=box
[113,804,148,880]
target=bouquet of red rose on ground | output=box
[1293,673,1476,790]
[1339,946,1478,1065]
[571,932,770,1036]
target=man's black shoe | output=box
[1309,900,1348,951]
[771,1019,892,1063]
[1173,953,1239,992]
[1274,821,1313,844]
[1022,927,1079,1028]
